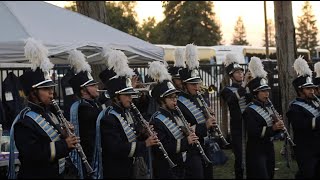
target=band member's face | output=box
[301,87,314,99]
[86,84,100,98]
[256,90,269,103]
[172,78,183,90]
[164,94,178,110]
[118,94,133,108]
[314,86,320,96]
[185,83,201,95]
[38,87,54,106]
[232,70,244,82]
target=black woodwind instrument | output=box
[196,91,230,147]
[175,105,212,164]
[130,102,177,168]
[267,98,296,146]
[51,99,95,177]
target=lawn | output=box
[213,140,298,179]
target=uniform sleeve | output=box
[243,108,276,140]
[14,118,69,163]
[100,114,147,158]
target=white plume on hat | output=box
[101,46,114,66]
[24,37,53,72]
[293,55,312,77]
[314,62,320,78]
[185,43,199,70]
[248,56,267,78]
[147,61,172,83]
[174,48,186,68]
[68,49,91,74]
[107,50,135,78]
[224,53,240,67]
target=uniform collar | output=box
[28,101,50,114]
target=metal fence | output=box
[0,62,282,134]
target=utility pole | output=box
[264,1,269,59]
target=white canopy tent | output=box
[0,1,164,65]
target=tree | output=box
[232,16,249,45]
[274,1,296,132]
[136,17,158,42]
[75,1,109,86]
[296,1,318,57]
[262,19,276,47]
[158,1,222,46]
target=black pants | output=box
[231,132,243,179]
[294,147,320,179]
[185,152,213,179]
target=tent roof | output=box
[0,1,164,64]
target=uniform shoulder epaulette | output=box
[150,111,161,121]
[20,107,31,119]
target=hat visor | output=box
[229,67,244,74]
[83,80,99,87]
[172,75,181,79]
[254,85,271,92]
[300,83,317,88]
[161,89,180,98]
[36,81,57,88]
[117,87,139,95]
[183,77,202,84]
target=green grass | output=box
[213,140,298,179]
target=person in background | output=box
[242,57,284,179]
[177,44,217,179]
[220,53,252,179]
[68,49,102,179]
[92,50,159,179]
[148,61,199,179]
[168,48,186,91]
[286,56,320,179]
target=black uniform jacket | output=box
[177,92,207,153]
[14,101,69,179]
[150,108,189,171]
[100,102,148,178]
[220,83,251,134]
[78,98,102,164]
[242,100,278,147]
[286,98,320,153]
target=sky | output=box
[47,1,320,47]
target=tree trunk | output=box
[76,1,108,86]
[274,1,297,126]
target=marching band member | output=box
[68,49,102,178]
[8,38,79,179]
[313,62,320,98]
[148,61,199,179]
[177,44,217,179]
[220,53,252,179]
[92,50,159,179]
[286,56,320,178]
[242,57,284,179]
[168,48,186,91]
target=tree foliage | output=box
[262,19,276,47]
[296,1,318,57]
[155,1,222,46]
[232,16,249,45]
[65,1,139,36]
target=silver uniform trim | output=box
[176,139,181,153]
[128,142,136,157]
[312,117,316,130]
[50,142,56,162]
[261,126,267,138]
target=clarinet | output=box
[267,98,296,146]
[51,100,95,176]
[175,105,212,164]
[130,102,177,168]
[196,91,230,147]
